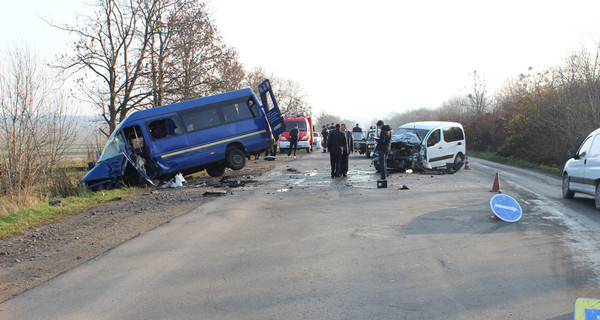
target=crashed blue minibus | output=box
[81,79,285,190]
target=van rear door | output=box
[258,79,285,136]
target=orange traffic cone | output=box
[464,156,470,170]
[490,172,502,193]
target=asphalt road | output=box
[1,153,599,319]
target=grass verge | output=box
[468,151,562,175]
[0,188,147,240]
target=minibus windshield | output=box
[98,130,125,162]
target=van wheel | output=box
[454,153,465,164]
[562,174,575,199]
[206,166,226,177]
[227,149,246,170]
[595,184,600,209]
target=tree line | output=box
[372,45,600,169]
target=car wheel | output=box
[373,158,381,172]
[206,166,226,177]
[562,174,575,199]
[226,149,246,170]
[595,184,600,209]
[454,153,465,164]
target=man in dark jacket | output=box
[352,124,362,133]
[287,124,299,158]
[374,120,392,180]
[340,124,353,177]
[321,125,329,153]
[327,123,347,178]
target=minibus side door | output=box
[258,79,285,136]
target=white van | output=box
[376,121,466,171]
[562,128,600,208]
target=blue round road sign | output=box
[489,194,522,222]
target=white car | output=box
[562,128,600,208]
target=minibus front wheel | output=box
[227,149,246,170]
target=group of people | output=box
[321,120,392,180]
[260,120,393,181]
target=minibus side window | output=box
[148,118,181,140]
[248,98,260,118]
[181,108,222,132]
[222,101,254,123]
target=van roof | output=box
[121,88,255,124]
[398,121,463,131]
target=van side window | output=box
[443,127,464,142]
[427,129,441,147]
[181,108,222,132]
[148,118,180,140]
[577,136,593,159]
[587,136,600,158]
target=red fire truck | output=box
[278,114,313,153]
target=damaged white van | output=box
[562,128,600,208]
[373,121,466,172]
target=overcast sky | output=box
[2,0,600,125]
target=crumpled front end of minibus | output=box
[80,155,127,190]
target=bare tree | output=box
[243,67,268,92]
[52,0,163,135]
[269,76,312,115]
[166,1,244,101]
[0,46,77,203]
[467,70,492,114]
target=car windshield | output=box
[285,121,307,131]
[352,132,365,140]
[98,130,125,162]
[393,127,430,141]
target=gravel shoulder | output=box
[0,155,294,302]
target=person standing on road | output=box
[352,124,362,133]
[375,120,392,180]
[321,125,329,153]
[327,123,346,178]
[340,124,353,177]
[287,124,299,158]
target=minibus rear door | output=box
[258,79,285,136]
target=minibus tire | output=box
[206,166,226,177]
[227,149,246,170]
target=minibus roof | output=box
[121,88,255,124]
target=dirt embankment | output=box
[0,156,289,303]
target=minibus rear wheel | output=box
[227,149,246,170]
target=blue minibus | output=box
[81,79,285,190]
